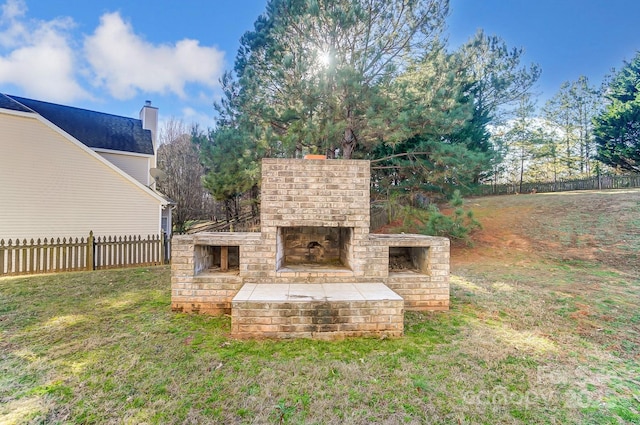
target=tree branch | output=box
[370,151,432,163]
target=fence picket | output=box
[0,231,169,277]
[127,235,132,266]
[7,240,13,274]
[29,239,35,273]
[107,236,112,269]
[16,239,23,275]
[63,238,69,272]
[18,239,25,275]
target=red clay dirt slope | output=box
[451,189,640,274]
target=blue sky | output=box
[1,0,639,130]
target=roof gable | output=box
[3,94,154,155]
[0,93,32,112]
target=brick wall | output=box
[260,158,370,230]
[171,233,261,315]
[231,299,404,339]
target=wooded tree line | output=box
[156,0,640,231]
[494,50,640,192]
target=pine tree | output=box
[200,0,540,203]
[194,126,260,221]
[232,0,450,159]
[594,53,640,173]
[544,76,600,177]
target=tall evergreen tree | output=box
[543,81,579,176]
[457,30,541,122]
[524,125,561,184]
[370,47,480,198]
[594,53,640,173]
[200,1,540,203]
[453,30,541,183]
[543,76,600,177]
[572,76,600,174]
[233,0,450,159]
[194,125,261,221]
[195,72,266,219]
[502,94,540,192]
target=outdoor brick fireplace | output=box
[171,158,450,339]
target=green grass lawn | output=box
[1,263,638,424]
[2,191,640,424]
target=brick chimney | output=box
[140,100,159,167]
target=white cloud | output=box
[0,0,225,122]
[0,0,89,101]
[0,0,27,47]
[84,12,224,100]
[0,0,24,19]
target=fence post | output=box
[598,173,602,190]
[162,231,169,264]
[87,231,94,271]
[0,239,4,276]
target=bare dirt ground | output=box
[450,189,640,365]
[453,189,640,275]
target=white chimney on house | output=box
[140,100,159,168]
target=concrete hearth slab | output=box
[288,283,326,300]
[231,283,404,339]
[232,283,402,303]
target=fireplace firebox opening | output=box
[389,246,429,274]
[277,227,353,270]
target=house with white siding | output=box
[0,94,172,240]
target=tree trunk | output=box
[325,146,336,159]
[233,196,240,220]
[519,146,525,194]
[342,109,356,159]
[342,127,356,159]
[250,185,260,217]
[566,133,572,177]
[224,199,233,222]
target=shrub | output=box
[420,190,481,244]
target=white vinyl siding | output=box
[98,151,152,186]
[0,112,164,240]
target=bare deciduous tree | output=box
[156,118,214,233]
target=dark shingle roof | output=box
[2,94,154,155]
[0,93,32,112]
